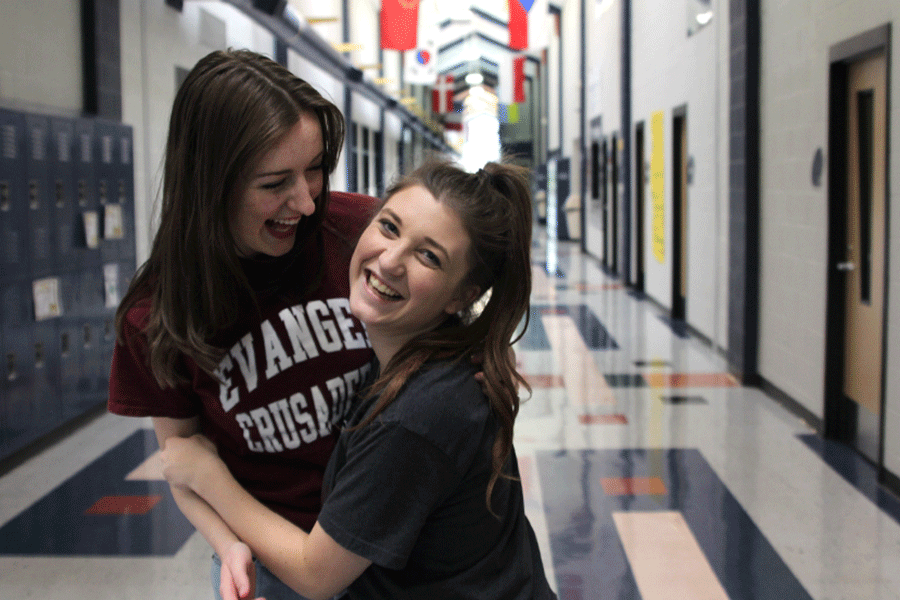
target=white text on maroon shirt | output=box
[212,297,371,453]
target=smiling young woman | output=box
[108,49,377,600]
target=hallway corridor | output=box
[2,228,899,600]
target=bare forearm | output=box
[194,465,332,599]
[168,483,243,560]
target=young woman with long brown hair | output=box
[108,49,377,600]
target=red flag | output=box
[381,0,419,50]
[432,74,454,114]
[513,56,526,103]
[508,0,528,50]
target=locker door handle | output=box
[836,261,855,271]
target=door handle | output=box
[836,261,856,271]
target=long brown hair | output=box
[115,49,345,387]
[358,160,533,514]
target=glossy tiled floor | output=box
[3,229,900,599]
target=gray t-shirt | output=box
[318,359,556,600]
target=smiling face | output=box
[349,185,480,359]
[230,112,324,258]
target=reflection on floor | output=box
[3,231,900,599]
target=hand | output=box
[220,541,263,600]
[160,434,221,491]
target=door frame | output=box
[634,121,646,292]
[609,133,619,275]
[601,138,609,268]
[824,24,892,472]
[672,105,688,321]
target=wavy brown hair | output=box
[115,49,345,387]
[357,160,533,515]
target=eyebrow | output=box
[253,151,324,179]
[382,207,450,261]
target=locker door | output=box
[1,279,36,456]
[50,116,78,270]
[32,319,63,437]
[0,108,29,281]
[24,114,56,277]
[57,272,84,420]
[95,119,120,264]
[0,324,4,455]
[79,268,107,408]
[117,123,136,262]
[74,118,99,270]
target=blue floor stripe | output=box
[519,305,619,351]
[0,430,193,556]
[537,448,813,600]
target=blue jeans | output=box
[212,553,323,600]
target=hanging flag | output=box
[508,0,528,50]
[513,55,526,103]
[508,0,549,50]
[404,35,438,84]
[381,0,420,51]
[403,0,439,83]
[432,74,454,114]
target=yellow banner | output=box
[651,111,665,263]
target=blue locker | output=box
[32,319,63,437]
[50,116,79,271]
[78,319,107,411]
[0,321,5,455]
[78,267,107,408]
[1,278,36,458]
[97,315,115,399]
[57,273,85,420]
[0,108,29,281]
[118,259,136,294]
[74,118,99,270]
[117,123,136,262]
[95,119,120,264]
[24,114,56,277]
[79,263,105,321]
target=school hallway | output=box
[0,224,896,600]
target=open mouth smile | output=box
[366,270,403,300]
[266,218,299,239]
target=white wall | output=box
[583,0,621,260]
[0,0,83,111]
[347,0,379,83]
[560,0,582,237]
[758,0,900,477]
[384,111,402,190]
[291,0,343,46]
[629,0,725,347]
[546,14,560,153]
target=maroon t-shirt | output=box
[108,192,377,530]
